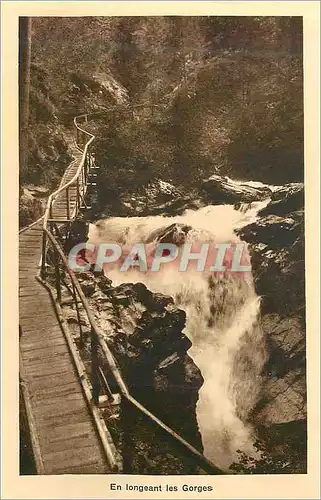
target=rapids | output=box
[87,200,270,470]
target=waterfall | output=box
[87,201,269,470]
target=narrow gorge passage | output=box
[17,14,308,481]
[87,198,271,470]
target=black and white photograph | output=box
[1,3,319,498]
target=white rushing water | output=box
[87,200,270,470]
[225,176,282,193]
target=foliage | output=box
[230,420,307,474]
[26,16,304,196]
[20,63,71,188]
[87,16,303,188]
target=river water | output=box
[87,197,271,470]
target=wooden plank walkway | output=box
[19,136,110,474]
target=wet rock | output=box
[130,308,186,351]
[257,368,306,424]
[256,314,306,424]
[246,236,306,428]
[112,283,146,304]
[79,279,96,297]
[96,275,112,294]
[241,229,304,317]
[263,315,305,368]
[237,213,303,248]
[118,179,185,217]
[101,177,203,217]
[145,293,174,312]
[73,273,204,474]
[130,282,150,301]
[202,174,271,204]
[73,271,96,297]
[240,193,306,432]
[148,196,205,216]
[259,183,304,217]
[145,223,192,246]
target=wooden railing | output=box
[40,114,95,279]
[39,112,223,475]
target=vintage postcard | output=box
[1,1,320,499]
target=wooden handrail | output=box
[45,227,131,396]
[43,118,94,228]
[44,227,223,475]
[41,115,94,277]
[40,111,224,475]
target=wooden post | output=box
[76,178,80,211]
[66,187,70,219]
[81,162,85,191]
[53,250,61,303]
[98,367,115,402]
[91,329,100,404]
[72,281,83,348]
[41,231,47,279]
[52,223,64,246]
[83,154,87,186]
[85,150,89,174]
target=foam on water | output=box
[88,202,268,470]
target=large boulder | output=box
[239,217,305,317]
[63,277,204,474]
[118,180,204,217]
[145,223,192,246]
[258,183,304,217]
[96,176,205,218]
[237,212,303,249]
[202,175,272,204]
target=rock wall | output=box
[237,182,306,472]
[62,271,204,474]
[62,175,307,473]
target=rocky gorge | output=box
[19,16,306,477]
[61,271,204,474]
[61,173,306,474]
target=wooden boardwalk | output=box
[19,116,223,477]
[19,137,111,474]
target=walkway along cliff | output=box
[19,112,223,475]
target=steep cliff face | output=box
[23,64,71,188]
[20,61,128,228]
[62,273,204,474]
[237,183,306,472]
[21,17,305,475]
[60,173,306,473]
[25,16,303,222]
[29,17,303,198]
